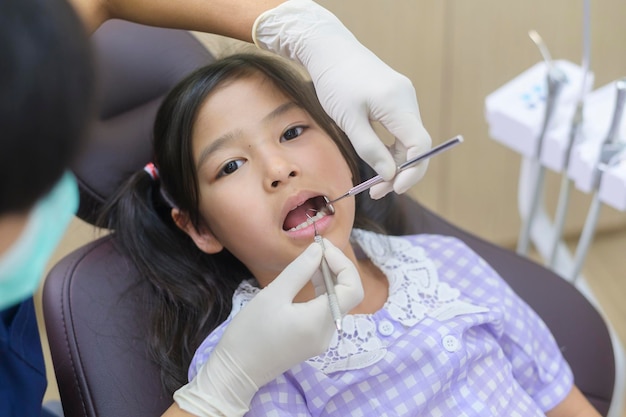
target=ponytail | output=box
[98,168,249,393]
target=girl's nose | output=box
[270,170,297,188]
[263,153,300,190]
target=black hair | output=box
[100,53,406,393]
[0,0,95,214]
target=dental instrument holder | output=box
[487,67,626,263]
[485,58,593,262]
[486,60,593,181]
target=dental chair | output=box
[42,20,616,417]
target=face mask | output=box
[0,172,78,310]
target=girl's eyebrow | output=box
[196,130,242,170]
[262,101,299,123]
[196,101,300,169]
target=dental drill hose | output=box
[570,78,626,281]
[516,66,567,255]
[547,101,583,268]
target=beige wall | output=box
[313,0,626,245]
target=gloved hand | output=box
[173,240,364,417]
[252,0,432,199]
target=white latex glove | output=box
[173,240,363,417]
[252,0,432,199]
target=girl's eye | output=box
[281,126,306,142]
[217,159,244,178]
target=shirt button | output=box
[378,320,394,336]
[442,335,460,352]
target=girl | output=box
[102,53,600,416]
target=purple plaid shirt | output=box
[189,230,573,416]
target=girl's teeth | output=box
[289,211,326,231]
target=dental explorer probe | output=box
[325,135,463,207]
[570,78,626,282]
[516,31,568,256]
[312,221,343,331]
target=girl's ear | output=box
[171,208,224,254]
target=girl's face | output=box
[174,74,356,287]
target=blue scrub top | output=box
[0,298,49,417]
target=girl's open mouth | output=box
[283,195,334,231]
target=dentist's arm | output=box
[69,0,282,37]
[163,241,363,417]
[71,0,433,198]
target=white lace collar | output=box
[230,229,488,374]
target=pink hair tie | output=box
[144,162,159,180]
